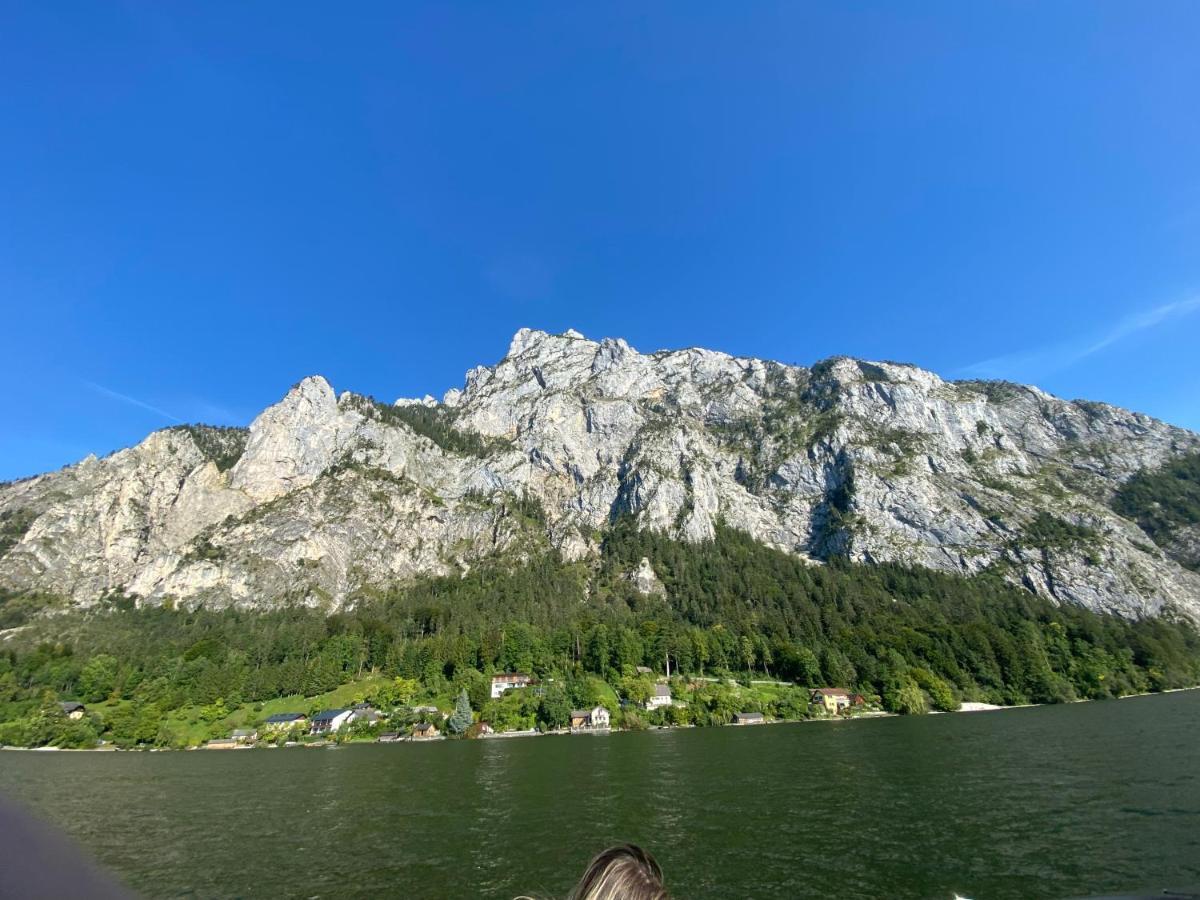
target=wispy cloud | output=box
[83,381,182,423]
[959,296,1200,380]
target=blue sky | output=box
[2,3,1198,481]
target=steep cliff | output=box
[2,328,1198,619]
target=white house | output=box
[309,709,353,734]
[570,706,611,731]
[348,704,381,725]
[490,672,533,699]
[645,683,672,710]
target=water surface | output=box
[2,691,1198,899]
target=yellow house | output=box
[810,688,851,714]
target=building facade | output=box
[645,684,673,710]
[309,709,353,734]
[811,688,853,714]
[490,673,534,699]
[569,706,612,731]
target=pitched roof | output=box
[652,684,672,697]
[231,729,256,737]
[264,713,306,723]
[812,688,850,697]
[312,708,349,722]
[59,701,85,712]
[570,709,592,718]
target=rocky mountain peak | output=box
[230,375,352,502]
[2,329,1198,620]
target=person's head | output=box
[567,844,669,900]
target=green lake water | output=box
[1,690,1198,899]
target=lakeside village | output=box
[44,672,875,750]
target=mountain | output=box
[2,328,1199,620]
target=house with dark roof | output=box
[263,713,308,731]
[732,712,765,725]
[349,704,381,725]
[412,722,440,740]
[645,683,672,710]
[309,709,353,734]
[59,702,86,720]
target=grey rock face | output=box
[626,557,667,596]
[2,328,1198,619]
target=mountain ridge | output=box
[2,328,1198,620]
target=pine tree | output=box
[448,688,472,735]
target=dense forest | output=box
[2,522,1198,748]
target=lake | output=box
[2,691,1198,899]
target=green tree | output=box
[448,689,472,734]
[78,654,119,702]
[912,668,959,712]
[886,679,928,715]
[537,682,572,730]
[199,697,229,724]
[618,675,652,706]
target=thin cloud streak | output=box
[960,296,1200,380]
[82,381,182,423]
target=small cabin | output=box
[412,722,440,739]
[59,702,87,720]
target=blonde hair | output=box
[567,844,669,900]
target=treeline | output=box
[2,522,1199,748]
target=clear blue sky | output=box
[2,3,1198,481]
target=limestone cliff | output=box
[2,329,1198,619]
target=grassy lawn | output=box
[588,676,621,709]
[152,676,396,747]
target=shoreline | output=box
[4,685,1197,753]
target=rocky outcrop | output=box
[625,557,667,596]
[2,328,1198,619]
